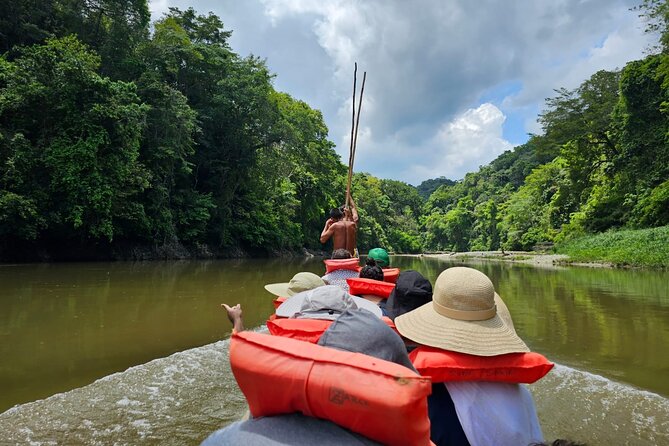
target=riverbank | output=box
[0,239,328,263]
[417,225,669,269]
[554,225,669,268]
[420,251,573,268]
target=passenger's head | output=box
[329,208,344,220]
[318,309,416,371]
[385,270,432,321]
[359,258,384,281]
[331,248,352,259]
[367,248,390,268]
[395,267,529,356]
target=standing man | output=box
[320,197,359,257]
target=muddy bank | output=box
[417,251,612,268]
[0,239,328,263]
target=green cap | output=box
[367,248,390,267]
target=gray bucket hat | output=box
[318,309,416,371]
[276,285,382,320]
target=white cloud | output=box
[504,6,654,111]
[407,104,513,183]
[148,0,170,21]
[142,0,655,184]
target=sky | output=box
[148,0,656,185]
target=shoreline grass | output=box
[555,225,669,268]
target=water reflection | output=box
[391,257,669,397]
[0,260,323,411]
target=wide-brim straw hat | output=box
[264,272,325,297]
[276,285,382,320]
[395,267,528,356]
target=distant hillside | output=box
[416,177,456,199]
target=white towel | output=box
[445,381,544,446]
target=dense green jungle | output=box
[1,0,668,265]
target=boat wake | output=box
[533,364,669,445]
[1,342,667,445]
[0,338,246,445]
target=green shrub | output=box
[555,225,669,267]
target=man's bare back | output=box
[343,220,357,256]
[321,219,356,253]
[320,198,359,256]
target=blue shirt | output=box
[201,413,380,445]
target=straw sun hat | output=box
[395,267,529,356]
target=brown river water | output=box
[0,257,668,445]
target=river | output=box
[0,257,668,445]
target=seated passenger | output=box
[201,412,380,445]
[382,270,433,320]
[395,267,544,446]
[367,247,390,268]
[275,285,382,320]
[317,308,415,371]
[264,271,326,310]
[351,258,387,304]
[203,309,423,445]
[359,257,384,281]
[321,248,360,291]
[366,247,401,284]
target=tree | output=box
[499,159,568,250]
[350,173,392,251]
[0,36,148,245]
[133,75,214,244]
[269,92,344,248]
[0,0,151,80]
[636,0,669,53]
[416,176,455,199]
[539,70,620,188]
[537,70,623,234]
[424,197,474,252]
[0,0,56,52]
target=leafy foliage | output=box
[416,176,456,199]
[0,36,148,242]
[556,225,669,267]
[0,4,348,258]
[1,0,669,264]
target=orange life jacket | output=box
[272,296,287,310]
[409,346,554,384]
[267,316,398,343]
[324,258,360,273]
[230,330,433,446]
[346,277,396,299]
[267,318,333,343]
[381,267,400,283]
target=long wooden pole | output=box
[346,64,357,208]
[350,70,366,193]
